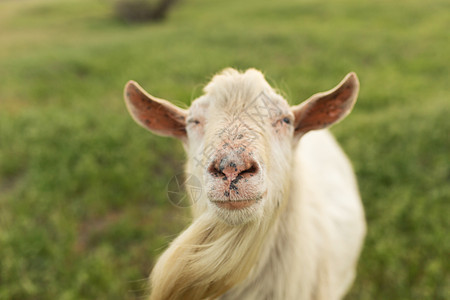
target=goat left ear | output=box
[292,72,359,137]
[124,80,187,140]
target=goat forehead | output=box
[189,89,290,120]
[204,68,271,96]
[192,69,286,111]
[209,75,277,108]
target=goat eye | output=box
[188,119,200,125]
[282,117,291,125]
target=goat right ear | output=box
[124,81,187,140]
[291,72,359,137]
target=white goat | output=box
[124,68,366,300]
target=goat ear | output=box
[292,72,359,137]
[124,80,187,140]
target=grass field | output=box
[0,0,449,299]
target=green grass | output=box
[0,0,448,299]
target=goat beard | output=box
[148,211,272,300]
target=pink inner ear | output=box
[294,74,358,134]
[125,81,187,139]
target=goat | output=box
[124,68,366,300]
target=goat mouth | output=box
[211,198,260,210]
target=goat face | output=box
[124,69,359,225]
[187,79,295,225]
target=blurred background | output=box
[0,0,448,299]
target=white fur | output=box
[219,130,366,299]
[126,69,366,299]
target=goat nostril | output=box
[208,163,225,178]
[240,162,259,177]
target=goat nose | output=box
[208,156,259,181]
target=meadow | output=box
[0,0,448,299]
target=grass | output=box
[0,0,448,299]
